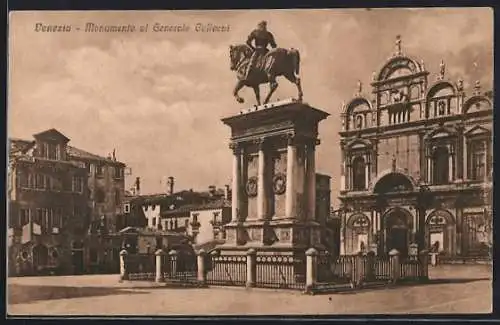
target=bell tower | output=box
[218,99,329,255]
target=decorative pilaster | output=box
[340,142,346,191]
[346,159,352,191]
[306,139,317,220]
[285,134,297,219]
[455,125,463,180]
[256,138,267,220]
[364,153,370,190]
[418,132,425,182]
[448,144,454,183]
[230,143,242,222]
[427,153,432,184]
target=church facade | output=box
[338,37,493,259]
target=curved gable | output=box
[463,95,492,114]
[426,81,456,99]
[377,56,422,82]
[425,125,457,140]
[371,170,417,193]
[342,97,372,115]
[346,138,372,150]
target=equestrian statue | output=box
[229,21,303,105]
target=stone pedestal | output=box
[218,101,329,258]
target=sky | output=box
[8,8,493,205]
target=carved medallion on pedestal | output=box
[272,173,287,195]
[280,228,291,242]
[246,176,258,197]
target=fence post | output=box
[430,252,438,267]
[351,251,364,287]
[197,249,207,284]
[305,248,318,293]
[246,249,257,288]
[389,249,400,284]
[409,243,418,260]
[419,249,429,281]
[169,249,178,276]
[366,251,375,282]
[119,249,128,281]
[155,249,165,283]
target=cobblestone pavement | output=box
[7,265,492,316]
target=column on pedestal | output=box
[340,144,346,191]
[427,156,432,184]
[458,128,464,180]
[257,138,267,220]
[230,143,241,223]
[364,154,370,190]
[305,138,317,221]
[463,137,468,180]
[285,134,297,219]
[448,144,454,183]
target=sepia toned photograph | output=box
[7,8,493,316]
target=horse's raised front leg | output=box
[264,75,278,104]
[253,85,261,106]
[233,79,245,104]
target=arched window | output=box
[438,100,447,116]
[469,141,486,181]
[356,115,363,129]
[352,156,366,191]
[432,146,449,185]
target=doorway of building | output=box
[32,245,49,274]
[384,211,409,257]
[72,240,85,275]
[387,227,408,256]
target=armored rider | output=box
[245,21,277,79]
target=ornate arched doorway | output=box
[426,209,456,255]
[372,171,415,256]
[382,208,412,256]
[71,240,85,275]
[32,244,49,272]
[346,214,371,254]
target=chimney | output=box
[224,184,231,200]
[135,177,141,196]
[208,185,216,196]
[167,176,174,195]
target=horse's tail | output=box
[291,48,300,76]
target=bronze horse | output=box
[229,44,303,105]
